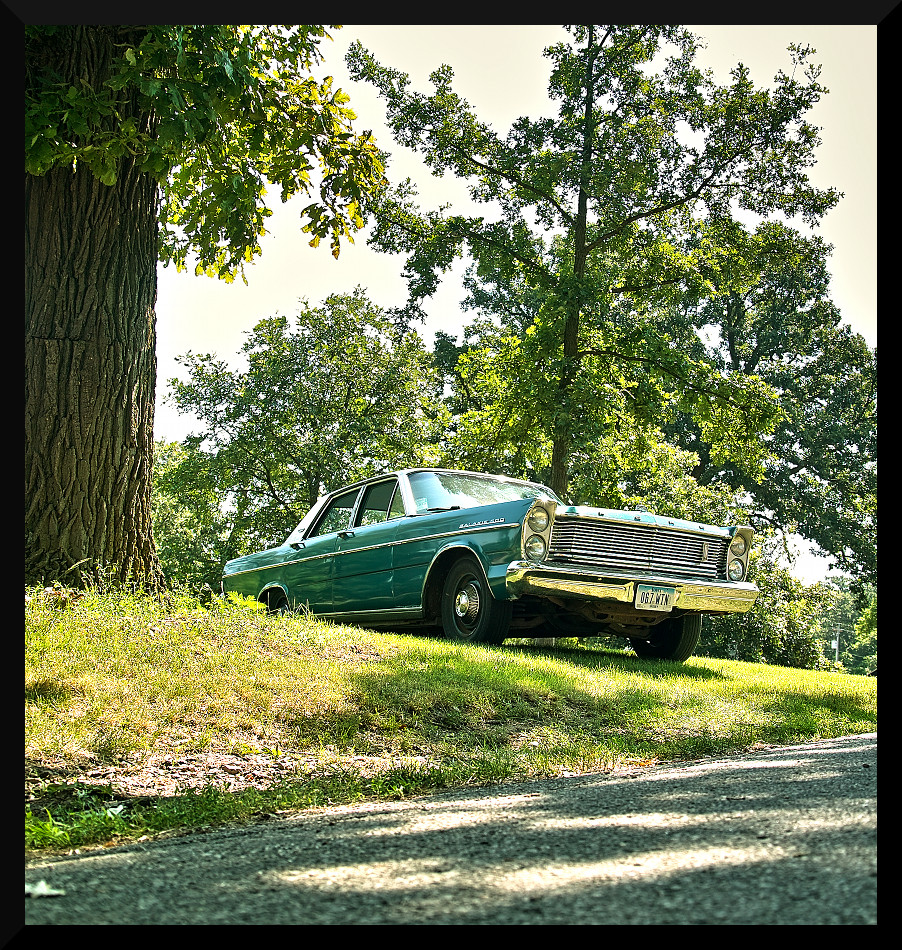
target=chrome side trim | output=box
[399,522,521,546]
[224,522,523,578]
[317,606,425,622]
[224,555,328,578]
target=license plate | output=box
[635,584,676,612]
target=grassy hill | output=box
[26,585,877,852]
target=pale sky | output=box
[153,25,877,582]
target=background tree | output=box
[432,292,775,515]
[697,554,835,669]
[844,591,877,675]
[25,25,386,586]
[661,219,877,588]
[164,289,447,561]
[151,440,236,590]
[813,577,877,674]
[347,24,839,500]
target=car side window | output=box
[355,479,402,527]
[388,483,406,520]
[309,488,359,538]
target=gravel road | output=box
[24,732,876,926]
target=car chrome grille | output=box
[548,518,729,580]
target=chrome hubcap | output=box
[454,581,480,624]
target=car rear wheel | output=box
[266,591,291,615]
[629,613,702,662]
[440,556,512,645]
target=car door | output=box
[283,486,360,614]
[332,477,405,615]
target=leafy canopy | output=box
[346,25,840,499]
[347,26,838,311]
[164,289,448,555]
[662,219,877,584]
[25,25,387,279]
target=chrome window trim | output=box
[308,485,364,539]
[223,521,523,577]
[288,469,558,544]
[353,476,403,528]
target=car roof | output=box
[283,468,558,548]
[329,468,554,497]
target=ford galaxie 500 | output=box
[221,468,759,661]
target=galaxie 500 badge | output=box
[458,517,507,529]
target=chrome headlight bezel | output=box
[727,526,754,582]
[527,506,550,532]
[522,499,556,563]
[525,534,547,561]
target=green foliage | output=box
[844,592,877,675]
[347,25,838,499]
[664,219,877,585]
[25,25,387,278]
[813,579,876,675]
[697,555,837,669]
[437,308,781,500]
[151,440,234,589]
[220,591,269,612]
[160,289,448,573]
[854,592,877,641]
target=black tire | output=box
[440,556,512,644]
[629,613,702,662]
[266,590,291,615]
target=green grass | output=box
[25,585,877,853]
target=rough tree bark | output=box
[25,27,163,586]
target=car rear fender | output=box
[258,583,289,610]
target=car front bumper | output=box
[505,561,760,614]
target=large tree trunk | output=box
[25,27,162,587]
[549,27,599,504]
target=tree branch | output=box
[577,346,747,409]
[430,133,576,228]
[583,140,754,255]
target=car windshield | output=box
[408,471,559,513]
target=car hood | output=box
[556,505,733,537]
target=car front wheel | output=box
[440,556,512,645]
[629,613,702,662]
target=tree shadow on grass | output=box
[325,630,877,767]
[503,641,727,680]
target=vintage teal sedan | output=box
[221,468,759,661]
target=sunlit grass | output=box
[26,586,876,852]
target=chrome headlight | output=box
[729,535,748,557]
[527,506,549,532]
[728,558,745,581]
[525,534,547,561]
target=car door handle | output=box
[337,530,355,539]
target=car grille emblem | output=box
[701,542,709,561]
